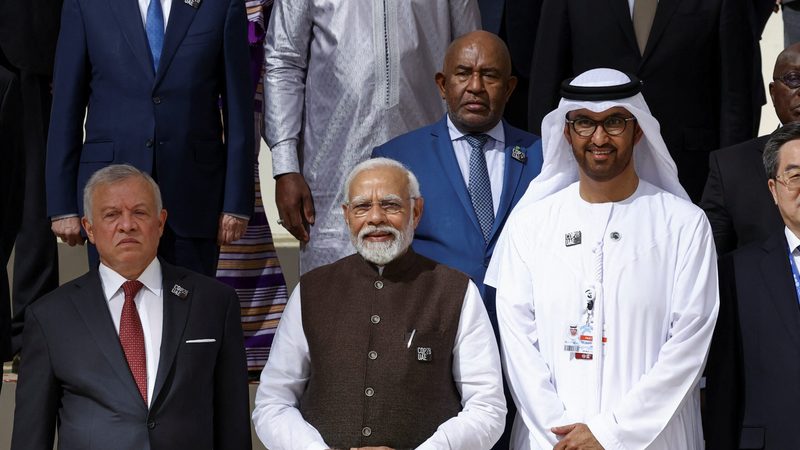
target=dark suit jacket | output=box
[706,231,800,450]
[700,135,782,256]
[529,0,755,202]
[372,116,543,327]
[10,260,251,450]
[0,0,62,76]
[46,0,254,238]
[0,65,23,362]
[478,0,542,77]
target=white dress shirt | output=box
[785,226,800,268]
[252,280,507,450]
[99,258,164,407]
[447,117,506,215]
[137,0,171,31]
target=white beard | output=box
[351,216,414,266]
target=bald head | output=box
[770,42,800,125]
[436,31,517,133]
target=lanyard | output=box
[788,245,800,305]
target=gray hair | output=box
[83,164,163,223]
[342,157,421,204]
[764,123,800,178]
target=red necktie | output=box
[120,280,147,404]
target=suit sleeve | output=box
[704,254,744,450]
[45,0,89,218]
[220,0,255,218]
[10,308,60,450]
[700,151,737,256]
[213,288,252,450]
[527,0,571,135]
[718,0,756,147]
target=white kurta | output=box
[264,0,480,273]
[492,181,718,450]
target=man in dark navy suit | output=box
[46,0,254,276]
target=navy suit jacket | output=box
[373,116,543,326]
[10,260,251,450]
[706,231,800,449]
[46,0,253,238]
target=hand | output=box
[275,172,315,242]
[51,217,86,246]
[217,214,249,245]
[350,447,394,450]
[552,423,604,450]
[776,0,781,13]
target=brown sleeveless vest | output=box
[299,249,467,449]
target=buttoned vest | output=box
[299,249,467,449]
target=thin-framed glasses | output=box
[347,198,414,217]
[566,116,637,137]
[774,71,800,89]
[775,168,800,191]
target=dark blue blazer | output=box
[373,116,542,325]
[45,0,254,238]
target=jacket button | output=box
[374,280,383,289]
[368,350,378,360]
[152,96,161,104]
[147,419,156,429]
[145,139,153,148]
[365,387,375,397]
[361,426,372,437]
[370,314,380,324]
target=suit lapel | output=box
[107,0,156,80]
[607,0,640,56]
[151,261,192,405]
[154,0,199,86]
[641,0,682,64]
[431,117,483,236]
[71,271,148,411]
[489,121,526,243]
[760,233,800,347]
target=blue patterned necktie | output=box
[145,0,165,71]
[465,134,494,242]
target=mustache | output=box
[358,225,400,241]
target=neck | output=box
[578,171,640,203]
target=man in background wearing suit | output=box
[46,0,254,277]
[706,123,800,450]
[373,30,543,450]
[700,43,800,256]
[529,0,756,202]
[11,164,251,450]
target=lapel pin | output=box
[171,284,189,299]
[416,347,432,362]
[565,231,582,247]
[511,146,527,163]
[184,0,201,8]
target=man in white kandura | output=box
[487,68,719,450]
[252,158,506,450]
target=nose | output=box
[466,72,484,93]
[117,211,139,232]
[590,124,610,146]
[365,203,387,226]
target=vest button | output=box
[370,314,380,324]
[361,426,372,437]
[365,387,375,397]
[147,419,156,429]
[374,280,384,289]
[368,350,378,360]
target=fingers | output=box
[218,214,249,245]
[51,217,86,246]
[551,423,578,436]
[275,173,313,242]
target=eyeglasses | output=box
[774,71,800,89]
[775,168,800,191]
[566,116,637,137]
[347,198,414,217]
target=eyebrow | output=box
[349,194,403,204]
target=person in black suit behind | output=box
[706,123,800,450]
[529,0,756,201]
[700,43,800,256]
[0,65,24,372]
[11,164,251,450]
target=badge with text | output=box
[416,347,432,362]
[171,284,189,299]
[184,0,201,8]
[511,145,527,163]
[565,230,582,247]
[563,290,606,360]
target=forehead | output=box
[348,167,409,199]
[446,40,503,68]
[567,106,633,119]
[778,139,800,169]
[775,50,800,75]
[92,177,156,208]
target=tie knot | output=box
[465,134,489,151]
[122,280,144,301]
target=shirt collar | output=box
[99,258,163,301]
[785,226,800,254]
[446,115,505,146]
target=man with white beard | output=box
[252,158,506,450]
